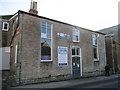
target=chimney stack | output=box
[29,0,38,15]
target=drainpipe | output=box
[18,12,23,85]
[111,36,115,74]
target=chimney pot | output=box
[29,0,38,15]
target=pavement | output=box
[12,74,119,88]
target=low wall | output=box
[82,70,105,77]
[2,70,106,87]
[0,71,2,90]
[2,70,18,87]
[19,74,72,86]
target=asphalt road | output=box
[62,77,119,88]
[7,74,119,90]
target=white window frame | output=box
[72,29,80,42]
[92,34,99,61]
[41,21,53,62]
[2,22,9,31]
[15,45,18,63]
[72,46,80,57]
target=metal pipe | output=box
[111,36,115,74]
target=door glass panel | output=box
[72,57,80,77]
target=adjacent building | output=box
[0,15,13,47]
[1,1,106,87]
[0,15,13,88]
[99,25,120,73]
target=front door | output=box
[72,57,80,77]
[72,46,81,77]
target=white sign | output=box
[58,46,68,66]
[57,32,70,40]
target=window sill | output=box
[40,60,53,62]
[94,59,99,62]
[73,41,80,43]
[2,29,8,31]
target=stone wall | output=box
[118,26,120,71]
[99,25,120,72]
[2,31,8,47]
[0,19,9,47]
[2,71,18,87]
[0,20,2,47]
[19,13,106,82]
[2,12,106,87]
[18,13,73,83]
[0,20,2,89]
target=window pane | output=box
[47,23,51,29]
[4,23,7,26]
[41,27,46,33]
[42,22,46,27]
[75,36,79,41]
[41,38,51,47]
[73,36,76,41]
[75,30,78,35]
[76,48,80,55]
[72,48,75,55]
[3,23,8,30]
[73,30,79,41]
[92,34,97,46]
[94,47,97,59]
[95,39,97,45]
[93,45,97,48]
[47,29,51,38]
[41,38,51,60]
[73,35,79,41]
[73,30,78,35]
[73,30,75,35]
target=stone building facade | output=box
[99,25,120,73]
[1,10,106,87]
[0,15,13,47]
[0,15,14,88]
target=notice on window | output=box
[58,46,68,66]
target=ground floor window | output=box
[93,46,98,59]
[41,38,51,60]
[41,21,52,61]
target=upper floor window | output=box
[92,34,97,46]
[2,22,9,31]
[41,21,51,39]
[92,34,98,59]
[72,29,79,42]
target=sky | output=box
[0,0,119,31]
